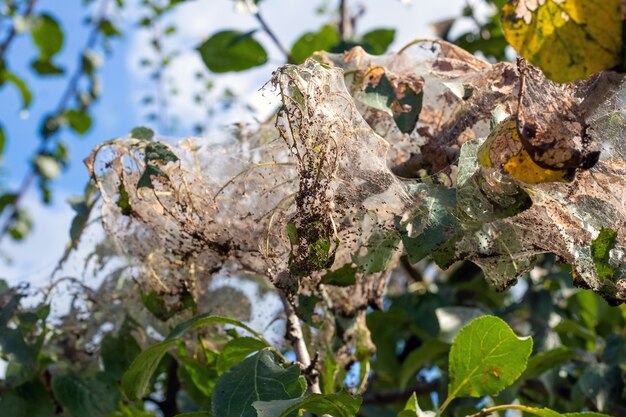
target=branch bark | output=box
[254,11,293,63]
[278,271,322,394]
[338,0,352,40]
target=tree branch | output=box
[278,272,321,394]
[0,0,38,62]
[400,255,423,282]
[254,11,293,63]
[338,0,352,40]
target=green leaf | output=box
[122,313,263,400]
[101,330,142,380]
[0,379,55,417]
[290,25,339,63]
[577,364,620,412]
[121,339,179,401]
[100,19,122,37]
[52,373,119,417]
[7,209,32,240]
[488,408,610,417]
[309,236,332,271]
[398,393,435,417]
[116,182,132,215]
[177,343,219,402]
[31,14,64,60]
[106,403,157,416]
[145,141,179,164]
[65,182,98,252]
[31,59,64,75]
[1,69,33,109]
[253,393,361,417]
[217,336,268,374]
[392,84,422,134]
[137,164,166,189]
[401,185,457,264]
[521,346,578,381]
[295,294,322,327]
[33,155,61,180]
[501,0,621,82]
[197,30,267,73]
[140,289,193,321]
[174,414,213,417]
[362,29,395,55]
[447,315,532,398]
[321,263,357,286]
[65,109,92,135]
[40,114,62,138]
[353,227,399,274]
[591,228,617,279]
[356,71,395,115]
[212,350,306,417]
[0,124,6,157]
[167,312,262,340]
[514,408,562,417]
[603,334,626,367]
[136,141,180,188]
[356,71,423,134]
[130,126,154,140]
[321,351,340,394]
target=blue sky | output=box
[0,0,475,286]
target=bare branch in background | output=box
[339,0,352,39]
[254,10,293,63]
[0,0,38,61]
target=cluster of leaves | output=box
[0,0,123,241]
[1,261,624,417]
[446,0,625,84]
[363,258,626,417]
[196,0,396,73]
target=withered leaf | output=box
[516,59,600,171]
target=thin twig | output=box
[400,255,423,282]
[254,11,293,63]
[0,0,38,61]
[338,0,352,40]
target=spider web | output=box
[87,41,626,306]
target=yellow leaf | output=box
[478,118,571,184]
[501,0,622,83]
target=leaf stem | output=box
[466,404,557,417]
[435,390,457,417]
